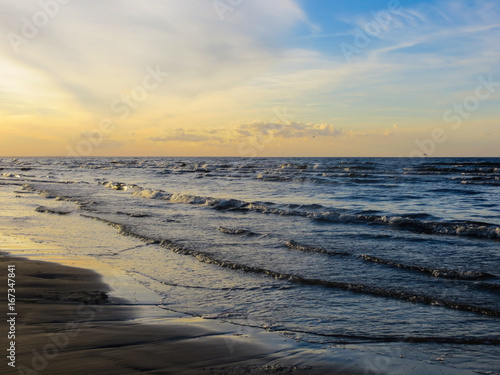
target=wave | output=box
[35,206,71,215]
[116,211,152,218]
[460,178,500,186]
[279,328,500,345]
[284,241,494,281]
[256,175,306,183]
[430,188,482,195]
[79,214,500,318]
[130,270,241,291]
[79,214,161,245]
[217,226,255,236]
[313,214,500,240]
[102,181,128,190]
[285,240,349,256]
[360,255,494,281]
[97,181,500,240]
[405,162,500,175]
[279,163,309,170]
[23,180,500,241]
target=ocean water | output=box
[1,157,499,373]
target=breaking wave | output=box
[99,181,500,240]
[78,214,500,318]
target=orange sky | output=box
[1,0,499,157]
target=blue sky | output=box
[0,0,499,156]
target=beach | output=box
[0,157,499,374]
[2,0,499,372]
[0,250,361,375]
[0,184,366,375]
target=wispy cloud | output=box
[0,0,306,112]
[147,121,368,146]
[236,0,500,125]
[149,128,216,143]
[1,0,499,156]
[235,121,345,138]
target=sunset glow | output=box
[1,0,499,156]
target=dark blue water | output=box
[1,157,499,372]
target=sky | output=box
[0,0,499,157]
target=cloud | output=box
[2,0,499,157]
[240,0,500,128]
[149,128,215,143]
[148,121,351,145]
[235,121,345,138]
[363,0,500,68]
[0,0,307,112]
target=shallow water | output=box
[1,157,499,373]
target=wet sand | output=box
[0,182,479,375]
[0,252,367,375]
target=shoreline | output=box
[0,182,487,375]
[0,249,367,375]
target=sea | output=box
[1,157,499,374]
